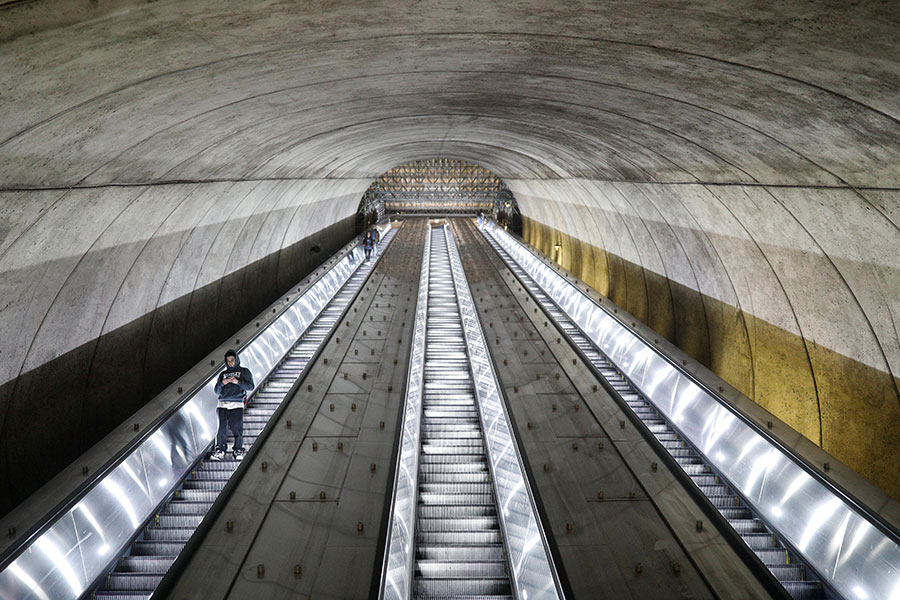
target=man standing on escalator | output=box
[211,349,254,461]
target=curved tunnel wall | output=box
[513,180,900,500]
[0,0,898,511]
[0,182,361,513]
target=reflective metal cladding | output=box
[0,230,385,600]
[380,226,431,600]
[484,222,900,600]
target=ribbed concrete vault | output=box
[1,0,899,512]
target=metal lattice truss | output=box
[359,159,518,218]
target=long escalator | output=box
[95,231,397,599]
[379,223,562,600]
[0,227,397,600]
[416,226,511,598]
[480,226,822,599]
[104,321,330,596]
[478,220,900,600]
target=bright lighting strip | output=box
[444,226,564,600]
[379,226,431,600]
[483,223,900,600]
[0,225,394,600]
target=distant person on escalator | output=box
[211,349,254,461]
[363,235,373,261]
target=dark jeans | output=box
[216,407,244,452]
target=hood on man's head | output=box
[224,349,240,366]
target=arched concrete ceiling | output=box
[2,1,899,186]
[1,0,899,509]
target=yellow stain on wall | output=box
[522,217,900,501]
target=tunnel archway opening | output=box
[356,158,521,235]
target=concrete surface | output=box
[0,0,898,508]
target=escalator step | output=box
[690,475,719,487]
[416,485,492,502]
[413,578,511,597]
[419,460,487,472]
[420,445,485,455]
[195,461,238,473]
[419,472,489,484]
[143,527,195,541]
[421,399,475,408]
[728,518,767,534]
[418,505,497,518]
[244,415,273,423]
[661,440,689,450]
[707,495,743,508]
[681,464,712,476]
[188,470,233,481]
[416,560,508,578]
[155,514,205,528]
[741,533,780,550]
[423,438,484,447]
[106,573,164,591]
[719,507,753,519]
[422,424,481,434]
[182,479,227,491]
[130,541,186,556]
[177,489,220,502]
[419,483,493,494]
[423,394,476,402]
[768,565,808,581]
[754,548,790,564]
[697,484,729,497]
[417,517,499,531]
[116,556,176,573]
[781,581,826,600]
[416,530,503,544]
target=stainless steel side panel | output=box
[0,227,391,600]
[484,223,900,600]
[380,226,431,600]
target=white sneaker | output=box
[233,449,245,461]
[210,449,225,461]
